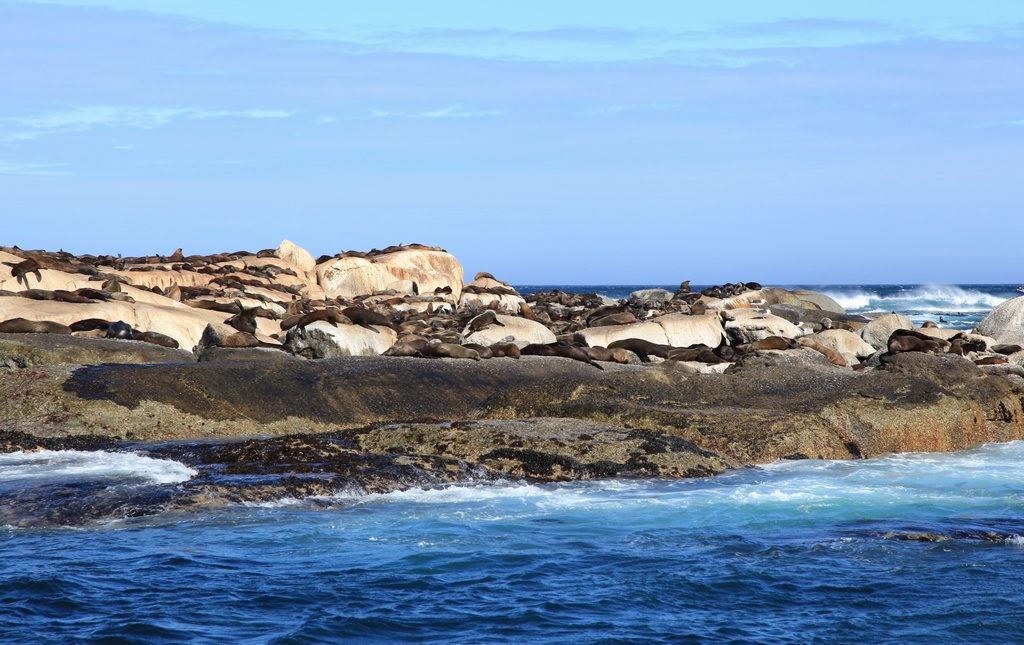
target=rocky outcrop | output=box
[976,296,1024,347]
[721,309,804,344]
[316,248,464,300]
[284,320,397,358]
[860,313,914,350]
[460,314,556,348]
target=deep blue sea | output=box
[3,284,1024,644]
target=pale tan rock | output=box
[859,313,914,350]
[720,309,803,344]
[801,329,875,366]
[316,249,464,300]
[285,320,396,358]
[790,290,845,314]
[577,321,669,348]
[276,240,317,273]
[654,313,727,347]
[461,315,556,348]
[976,295,1024,346]
[459,292,525,314]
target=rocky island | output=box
[2,241,1024,526]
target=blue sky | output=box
[2,1,1023,284]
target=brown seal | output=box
[423,343,480,360]
[282,308,350,332]
[581,346,632,364]
[134,330,180,349]
[590,312,636,327]
[798,339,848,367]
[0,317,72,334]
[3,258,43,286]
[489,343,521,358]
[741,336,799,352]
[666,346,722,364]
[225,302,260,335]
[384,338,430,357]
[975,356,1008,365]
[466,310,505,333]
[341,306,394,332]
[70,318,114,333]
[521,343,603,370]
[887,329,944,354]
[607,338,671,362]
[462,343,493,359]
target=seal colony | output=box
[2,240,1020,372]
[3,240,1024,526]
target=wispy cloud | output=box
[370,105,502,119]
[3,106,294,141]
[0,160,68,175]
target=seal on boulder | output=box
[0,317,72,334]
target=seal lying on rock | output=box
[607,338,671,362]
[887,329,945,355]
[521,343,603,370]
[0,317,72,334]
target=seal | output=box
[462,343,493,359]
[134,330,180,349]
[225,302,259,335]
[590,312,636,327]
[3,258,43,286]
[489,343,521,358]
[105,321,134,340]
[466,310,505,333]
[666,346,722,364]
[281,308,350,332]
[581,346,632,364]
[887,329,944,354]
[521,343,603,370]
[70,318,113,333]
[607,338,671,362]
[384,338,430,357]
[423,342,480,360]
[0,317,72,334]
[798,339,848,367]
[741,336,799,352]
[341,306,394,332]
[975,356,1008,365]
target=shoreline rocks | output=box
[3,242,1024,526]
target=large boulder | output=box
[859,313,914,350]
[654,313,727,347]
[0,293,231,350]
[721,309,803,344]
[802,329,876,365]
[275,240,316,273]
[284,320,396,358]
[577,321,669,348]
[460,315,555,348]
[790,290,845,314]
[316,249,464,300]
[975,296,1024,346]
[628,288,675,308]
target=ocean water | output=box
[3,284,1024,643]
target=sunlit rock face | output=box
[316,249,464,300]
[976,296,1024,347]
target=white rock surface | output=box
[859,313,914,350]
[460,315,555,348]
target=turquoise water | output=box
[4,444,1024,643]
[3,283,1024,643]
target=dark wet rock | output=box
[0,332,195,368]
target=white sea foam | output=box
[0,450,196,485]
[822,285,1007,315]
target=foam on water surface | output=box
[0,449,196,485]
